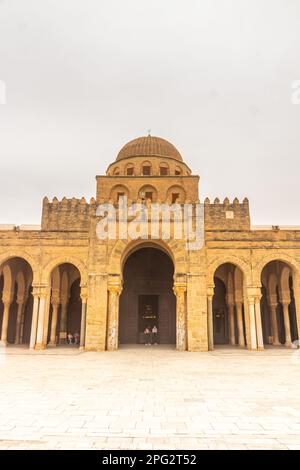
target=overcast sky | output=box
[0,0,299,225]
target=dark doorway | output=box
[213,277,229,344]
[119,247,176,344]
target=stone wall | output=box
[41,197,96,231]
[204,197,250,231]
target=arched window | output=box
[109,184,129,203]
[166,185,186,204]
[125,163,134,176]
[159,162,169,176]
[138,184,157,202]
[113,167,120,176]
[141,161,152,176]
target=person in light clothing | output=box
[152,325,159,345]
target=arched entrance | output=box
[212,263,246,347]
[260,260,299,347]
[47,263,82,347]
[119,247,176,345]
[0,257,33,347]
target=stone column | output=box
[174,284,187,351]
[228,302,236,346]
[14,299,24,345]
[49,301,59,346]
[282,300,292,347]
[29,289,40,349]
[236,301,245,347]
[0,299,12,346]
[254,296,264,350]
[248,298,258,350]
[207,287,214,351]
[107,285,121,351]
[269,299,280,346]
[59,301,68,344]
[292,273,300,343]
[79,287,87,350]
[19,292,28,345]
[35,291,47,350]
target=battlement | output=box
[204,197,250,231]
[41,196,96,231]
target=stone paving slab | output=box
[0,345,300,449]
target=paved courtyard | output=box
[1,345,300,450]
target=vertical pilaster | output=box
[207,287,214,351]
[35,289,47,350]
[292,273,300,342]
[186,272,208,352]
[174,283,187,351]
[248,296,258,350]
[79,286,88,350]
[85,273,108,351]
[254,296,264,350]
[107,284,122,351]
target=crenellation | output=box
[41,197,92,231]
[204,197,251,230]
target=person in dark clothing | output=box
[144,327,151,345]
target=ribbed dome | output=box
[116,135,183,162]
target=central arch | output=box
[119,246,176,345]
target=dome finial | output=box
[147,129,151,137]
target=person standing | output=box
[73,332,80,345]
[152,325,159,345]
[67,333,73,344]
[144,327,151,345]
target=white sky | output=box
[0,0,299,225]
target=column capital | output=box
[173,283,187,296]
[246,286,261,298]
[80,285,88,302]
[32,285,48,298]
[2,289,13,305]
[268,295,278,308]
[281,298,291,307]
[108,284,122,295]
[39,290,48,299]
[2,298,11,308]
[16,297,25,306]
[207,286,215,299]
